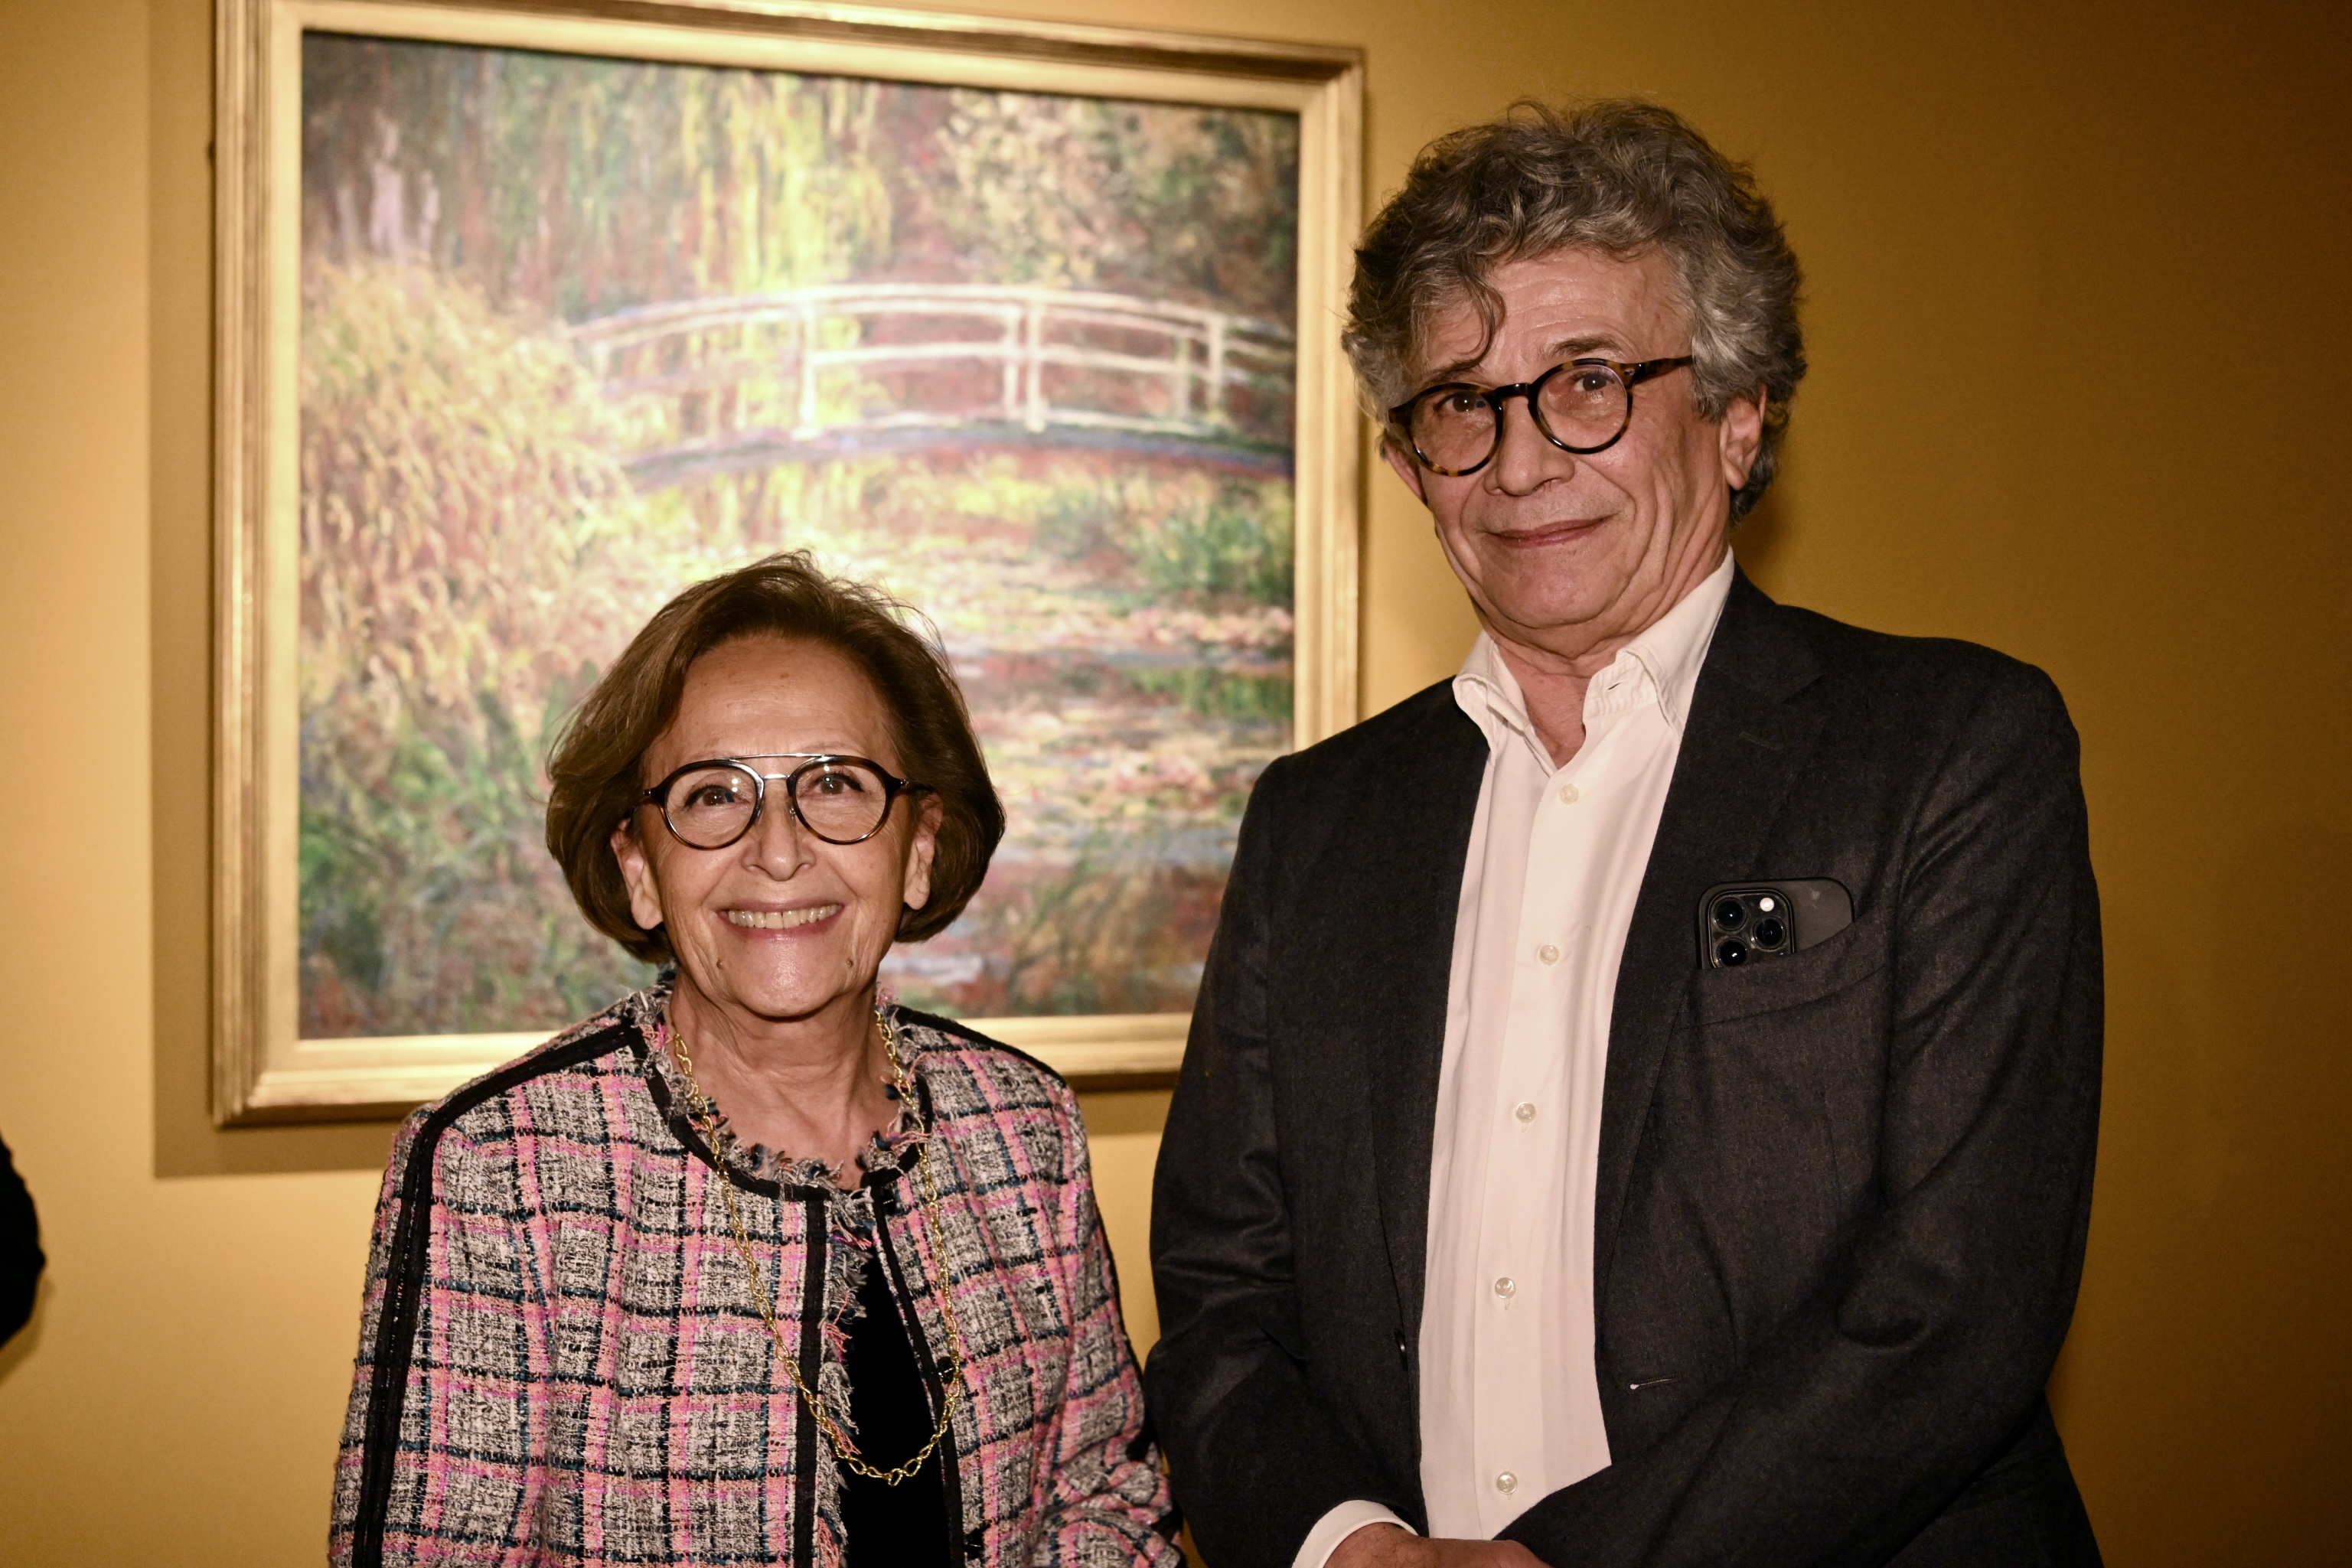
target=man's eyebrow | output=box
[1417,353,1486,386]
[1415,333,1627,388]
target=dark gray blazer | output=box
[1147,572,2103,1568]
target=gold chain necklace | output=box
[665,1004,967,1485]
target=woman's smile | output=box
[721,902,842,931]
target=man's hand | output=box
[1327,1524,1546,1568]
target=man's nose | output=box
[1486,395,1574,495]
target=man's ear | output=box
[1381,434,1431,506]
[902,794,941,914]
[611,818,667,933]
[1719,386,1769,491]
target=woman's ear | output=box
[611,817,667,932]
[901,794,941,912]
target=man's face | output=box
[1384,247,1763,663]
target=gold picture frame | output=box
[212,0,1362,1123]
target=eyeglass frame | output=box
[639,754,931,850]
[1387,355,1696,478]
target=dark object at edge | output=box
[0,1130,43,1347]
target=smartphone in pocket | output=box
[1698,879,1852,969]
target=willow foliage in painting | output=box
[298,36,1301,1037]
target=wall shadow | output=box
[2162,822,2351,1552]
[0,1276,52,1392]
[2060,818,2352,1557]
[1727,432,1798,590]
[146,0,399,1178]
[2040,869,2191,1452]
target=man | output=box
[1147,102,2102,1568]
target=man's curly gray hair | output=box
[1345,99,1806,520]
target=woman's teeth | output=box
[724,905,840,930]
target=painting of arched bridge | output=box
[569,283,1297,484]
[292,38,1310,1041]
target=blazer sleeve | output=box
[331,1109,551,1568]
[1031,1078,1186,1567]
[1499,662,2104,1566]
[1146,756,1418,1568]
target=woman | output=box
[331,553,1180,1568]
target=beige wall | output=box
[2,0,2346,1561]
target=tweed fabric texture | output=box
[330,986,1178,1567]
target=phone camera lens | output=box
[1753,918,1786,948]
[1712,899,1745,931]
[1716,938,1749,967]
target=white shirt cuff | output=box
[1293,1500,1414,1568]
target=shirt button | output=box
[1537,943,1561,966]
[1558,783,1581,804]
[1496,1471,1519,1495]
[1514,1100,1538,1124]
[1493,1276,1516,1299]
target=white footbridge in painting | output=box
[569,282,1297,478]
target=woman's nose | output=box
[744,794,812,871]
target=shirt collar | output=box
[1452,548,1736,758]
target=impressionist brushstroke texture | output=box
[295,37,1303,1039]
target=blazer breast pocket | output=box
[1647,905,1897,1324]
[1691,905,1892,1027]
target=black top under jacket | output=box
[841,1237,952,1567]
[1147,570,2105,1568]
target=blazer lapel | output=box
[1592,569,1825,1309]
[1343,689,1489,1344]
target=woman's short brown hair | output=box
[545,552,1004,962]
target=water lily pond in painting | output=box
[296,35,1300,1039]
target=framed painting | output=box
[211,0,1362,1122]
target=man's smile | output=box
[1478,515,1610,549]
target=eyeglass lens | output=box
[1409,363,1632,472]
[660,760,892,848]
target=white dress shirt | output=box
[1295,552,1734,1568]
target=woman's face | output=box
[612,635,938,1031]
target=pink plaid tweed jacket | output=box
[330,986,1180,1567]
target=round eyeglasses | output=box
[1389,355,1695,478]
[642,755,928,850]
